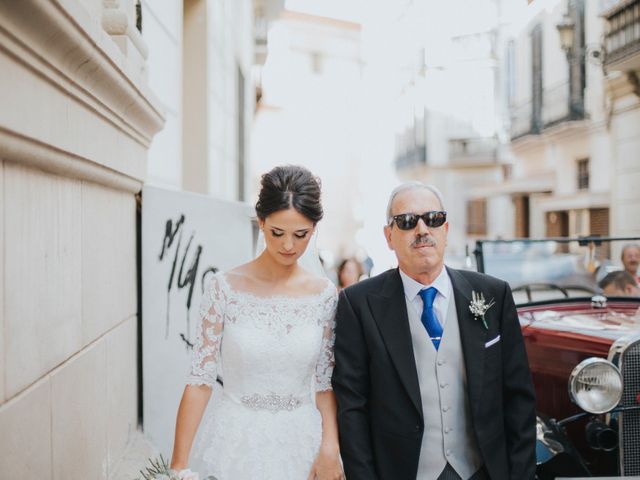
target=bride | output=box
[170,166,344,480]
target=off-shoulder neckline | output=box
[216,272,336,303]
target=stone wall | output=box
[0,0,163,477]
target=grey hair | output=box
[621,243,640,260]
[385,181,446,224]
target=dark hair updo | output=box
[255,165,323,223]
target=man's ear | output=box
[443,221,449,246]
[384,225,394,250]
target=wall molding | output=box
[0,127,142,193]
[0,0,164,151]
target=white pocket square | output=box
[485,335,501,348]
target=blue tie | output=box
[419,287,443,350]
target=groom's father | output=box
[332,182,536,480]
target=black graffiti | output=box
[159,214,217,349]
[201,267,219,293]
[159,214,185,261]
[179,333,194,349]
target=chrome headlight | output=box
[568,358,623,414]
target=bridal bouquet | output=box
[136,455,216,480]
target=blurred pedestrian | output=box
[599,270,640,297]
[337,257,362,290]
[621,243,640,283]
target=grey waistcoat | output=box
[405,293,483,479]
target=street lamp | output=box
[556,13,575,53]
[555,10,585,120]
[556,12,604,65]
[554,8,606,121]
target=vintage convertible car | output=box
[473,236,640,478]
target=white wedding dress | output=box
[186,272,338,480]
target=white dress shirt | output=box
[399,266,452,330]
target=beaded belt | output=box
[236,392,308,413]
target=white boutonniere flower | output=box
[469,291,495,330]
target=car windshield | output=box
[474,237,640,304]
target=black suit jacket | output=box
[332,267,536,480]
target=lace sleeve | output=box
[187,274,226,387]
[314,286,338,392]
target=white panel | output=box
[617,137,640,172]
[142,0,182,190]
[4,164,82,397]
[141,185,253,457]
[143,0,182,42]
[613,107,640,142]
[81,182,137,345]
[147,111,182,189]
[142,1,181,110]
[0,378,52,478]
[52,341,108,480]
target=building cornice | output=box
[0,0,165,188]
[510,118,608,154]
[535,191,611,212]
[0,0,164,143]
[0,126,142,193]
[606,71,640,103]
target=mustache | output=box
[412,234,437,248]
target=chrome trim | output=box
[591,295,607,308]
[568,358,623,414]
[608,333,640,476]
[608,333,640,363]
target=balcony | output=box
[448,137,498,166]
[543,81,585,126]
[395,145,427,170]
[603,0,640,71]
[509,82,585,140]
[510,100,536,138]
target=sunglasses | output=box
[389,211,447,230]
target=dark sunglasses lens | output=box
[393,211,446,229]
[395,214,419,230]
[426,211,446,227]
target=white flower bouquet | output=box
[136,455,216,480]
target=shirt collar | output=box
[399,266,450,302]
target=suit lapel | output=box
[447,267,488,416]
[367,269,423,419]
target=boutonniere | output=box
[469,291,495,329]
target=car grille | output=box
[620,338,640,476]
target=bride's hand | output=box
[307,444,344,480]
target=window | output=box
[467,199,487,236]
[515,195,530,238]
[505,40,516,108]
[577,158,589,190]
[568,0,586,119]
[531,24,543,133]
[502,163,513,181]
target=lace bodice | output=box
[187,272,338,397]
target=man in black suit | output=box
[332,182,536,480]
